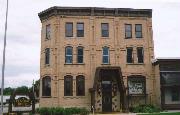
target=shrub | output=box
[131,104,161,113]
[36,107,89,115]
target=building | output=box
[153,58,180,110]
[38,6,160,112]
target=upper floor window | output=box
[135,24,142,38]
[46,24,51,39]
[137,47,144,63]
[77,47,83,63]
[125,24,132,39]
[76,75,85,96]
[42,76,51,96]
[77,23,84,37]
[64,76,73,96]
[126,47,133,63]
[65,46,73,64]
[102,47,109,64]
[45,48,50,65]
[65,22,73,37]
[101,23,109,37]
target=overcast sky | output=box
[0,0,180,88]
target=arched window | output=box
[76,75,85,96]
[65,46,73,63]
[102,47,109,64]
[45,48,50,65]
[42,76,51,96]
[77,46,83,63]
[64,76,73,96]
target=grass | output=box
[138,112,180,115]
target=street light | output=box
[1,0,9,114]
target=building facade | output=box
[38,6,156,112]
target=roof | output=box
[38,6,152,21]
[152,57,180,65]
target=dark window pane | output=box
[65,47,73,63]
[172,89,180,101]
[135,24,142,38]
[46,24,51,39]
[161,72,180,85]
[77,23,84,37]
[77,47,83,63]
[45,48,50,64]
[101,23,109,37]
[103,47,109,55]
[65,23,73,37]
[137,47,144,63]
[42,76,51,96]
[125,24,132,38]
[76,76,85,96]
[127,48,133,63]
[103,56,109,63]
[64,76,73,96]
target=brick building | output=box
[38,6,179,112]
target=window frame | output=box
[45,24,51,40]
[137,47,144,63]
[126,47,133,63]
[77,23,84,37]
[45,48,50,65]
[101,23,109,37]
[76,75,85,96]
[42,76,51,97]
[125,24,132,39]
[65,22,73,37]
[102,46,110,64]
[127,76,146,95]
[65,46,73,64]
[64,76,73,96]
[135,24,143,38]
[77,46,84,64]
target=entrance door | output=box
[102,81,112,112]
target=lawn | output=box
[138,112,180,115]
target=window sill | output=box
[45,64,50,67]
[101,63,111,65]
[136,37,143,39]
[41,96,51,98]
[45,38,50,41]
[126,63,144,65]
[125,37,132,39]
[101,37,110,39]
[64,63,85,65]
[63,96,86,99]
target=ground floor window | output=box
[128,76,146,95]
[64,76,73,96]
[42,76,51,96]
[76,75,85,96]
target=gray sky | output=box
[0,0,180,88]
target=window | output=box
[172,89,180,101]
[128,76,145,94]
[77,23,84,37]
[135,24,142,38]
[125,24,132,38]
[65,22,73,37]
[137,47,144,63]
[64,76,73,96]
[65,46,73,63]
[46,24,51,39]
[126,47,133,63]
[76,76,85,96]
[42,76,51,96]
[77,47,83,63]
[45,48,50,65]
[102,47,109,64]
[101,23,109,37]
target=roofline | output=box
[38,6,152,21]
[152,57,180,65]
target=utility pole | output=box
[1,0,9,114]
